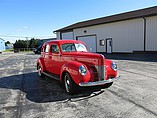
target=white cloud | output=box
[16,26,29,32]
[24,26,28,29]
[17,29,22,32]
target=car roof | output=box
[44,40,85,45]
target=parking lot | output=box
[0,52,157,118]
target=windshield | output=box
[61,43,87,52]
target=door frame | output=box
[106,38,112,53]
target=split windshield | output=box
[61,43,87,52]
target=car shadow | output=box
[0,72,105,103]
[103,53,157,62]
[26,53,40,55]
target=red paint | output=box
[37,40,118,85]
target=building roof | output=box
[0,38,5,41]
[54,6,157,32]
[39,38,56,40]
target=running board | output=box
[43,72,60,81]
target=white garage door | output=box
[61,32,73,40]
[77,35,96,52]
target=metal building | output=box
[54,6,157,53]
[0,38,5,53]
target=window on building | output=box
[100,39,105,46]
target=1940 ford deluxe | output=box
[37,40,119,94]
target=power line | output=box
[0,35,29,38]
[0,35,54,39]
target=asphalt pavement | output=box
[0,52,157,118]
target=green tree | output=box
[5,41,11,46]
[14,38,38,49]
[29,38,38,48]
[14,39,27,49]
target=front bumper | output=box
[79,76,120,87]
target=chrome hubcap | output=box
[65,75,70,92]
[38,66,42,76]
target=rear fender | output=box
[60,61,91,85]
[37,57,45,72]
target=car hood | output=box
[62,52,105,66]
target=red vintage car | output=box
[37,40,119,94]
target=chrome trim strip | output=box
[43,72,60,80]
[79,76,120,87]
[100,54,105,81]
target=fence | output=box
[14,48,34,53]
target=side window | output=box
[51,45,60,53]
[44,45,50,52]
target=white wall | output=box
[146,16,157,51]
[74,18,144,53]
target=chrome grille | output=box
[95,54,105,81]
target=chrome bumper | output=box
[79,76,120,87]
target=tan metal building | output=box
[54,6,157,53]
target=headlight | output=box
[79,65,87,76]
[111,62,117,71]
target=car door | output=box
[48,44,62,75]
[43,44,50,71]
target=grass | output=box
[3,49,33,53]
[3,49,14,52]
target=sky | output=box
[0,0,157,43]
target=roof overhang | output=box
[54,6,157,32]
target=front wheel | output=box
[64,73,77,95]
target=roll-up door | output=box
[77,35,96,52]
[61,32,73,40]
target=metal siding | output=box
[56,32,61,39]
[74,18,144,53]
[146,16,157,51]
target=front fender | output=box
[105,59,117,78]
[60,61,91,85]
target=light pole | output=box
[26,37,28,51]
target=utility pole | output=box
[26,37,28,51]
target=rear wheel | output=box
[64,73,77,95]
[37,64,44,77]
